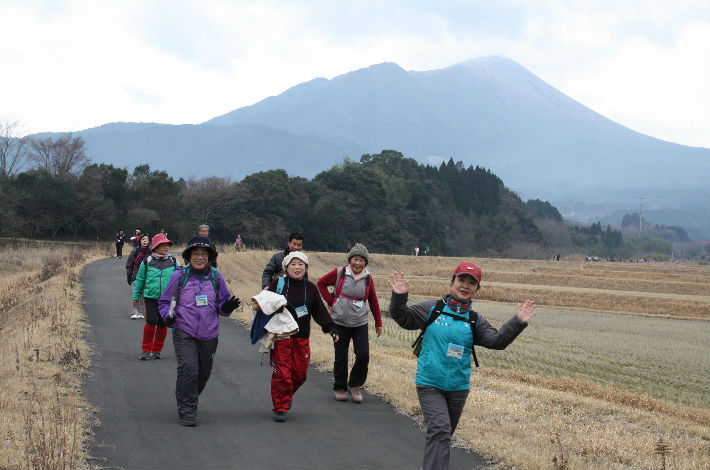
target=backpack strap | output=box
[334,266,372,301]
[176,266,221,304]
[411,299,446,350]
[276,276,286,295]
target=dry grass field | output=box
[1,241,708,469]
[218,248,710,470]
[0,239,108,470]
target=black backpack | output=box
[411,299,479,367]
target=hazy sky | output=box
[2,0,708,147]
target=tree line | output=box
[2,122,666,258]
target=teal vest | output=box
[415,303,475,391]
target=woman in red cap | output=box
[388,262,537,470]
[132,232,180,360]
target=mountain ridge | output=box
[39,55,709,237]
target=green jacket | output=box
[132,255,179,300]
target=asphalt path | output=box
[82,257,487,470]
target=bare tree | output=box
[0,119,30,188]
[29,133,90,177]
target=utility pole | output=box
[639,197,644,237]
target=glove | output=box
[165,314,176,327]
[221,295,241,314]
[329,325,339,343]
[127,278,132,286]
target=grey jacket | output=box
[261,250,287,288]
[388,292,528,350]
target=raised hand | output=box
[221,295,241,314]
[516,300,537,323]
[388,271,410,294]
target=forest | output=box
[0,128,674,258]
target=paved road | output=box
[82,257,487,470]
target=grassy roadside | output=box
[219,249,710,470]
[0,240,108,470]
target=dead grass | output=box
[0,241,107,469]
[221,249,710,470]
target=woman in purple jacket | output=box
[158,236,240,426]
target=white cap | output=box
[282,251,309,272]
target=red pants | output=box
[270,337,310,412]
[142,323,168,353]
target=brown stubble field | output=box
[0,240,108,470]
[219,249,710,470]
[1,241,708,469]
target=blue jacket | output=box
[158,266,232,340]
[389,293,528,391]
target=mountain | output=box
[68,56,708,236]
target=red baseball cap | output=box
[453,262,482,283]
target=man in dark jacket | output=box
[115,229,128,258]
[261,232,304,289]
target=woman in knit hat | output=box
[266,251,339,422]
[388,262,537,470]
[317,243,382,403]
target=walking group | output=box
[120,227,537,470]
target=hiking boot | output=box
[139,351,151,360]
[334,389,347,401]
[179,417,196,427]
[273,411,287,422]
[151,352,162,360]
[348,386,363,403]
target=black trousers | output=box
[172,328,218,420]
[116,243,123,257]
[333,324,369,390]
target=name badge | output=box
[446,343,464,360]
[352,300,364,308]
[195,295,208,307]
[294,305,309,318]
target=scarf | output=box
[133,246,152,264]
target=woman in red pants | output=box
[265,251,338,422]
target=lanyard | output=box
[285,277,307,308]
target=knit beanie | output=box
[282,251,309,272]
[347,243,369,265]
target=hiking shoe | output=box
[151,352,162,360]
[348,386,363,403]
[273,411,287,422]
[130,313,139,319]
[334,389,347,401]
[179,417,196,427]
[136,313,144,319]
[139,351,151,360]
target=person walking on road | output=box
[317,243,382,403]
[234,234,243,252]
[115,229,128,258]
[265,251,338,422]
[388,262,537,470]
[126,233,151,319]
[261,231,304,288]
[159,236,240,426]
[197,224,218,267]
[130,229,141,248]
[132,233,179,360]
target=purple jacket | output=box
[158,266,232,340]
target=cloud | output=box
[0,0,706,147]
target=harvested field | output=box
[220,249,709,470]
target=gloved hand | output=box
[165,314,176,327]
[329,325,339,343]
[221,295,241,314]
[127,278,132,286]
